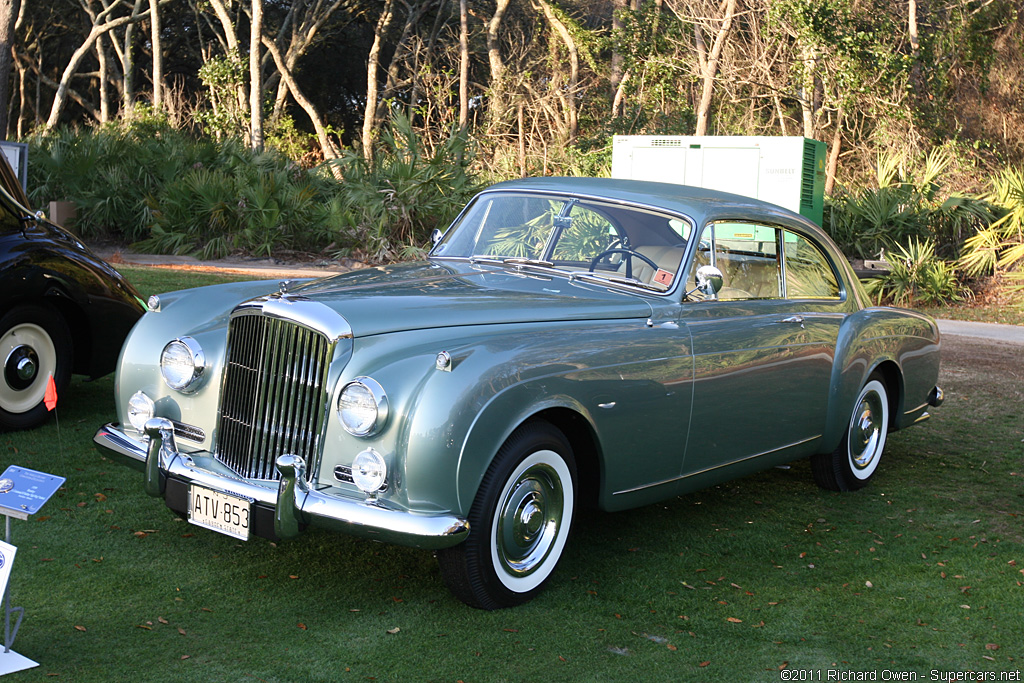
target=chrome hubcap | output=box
[496,463,563,577]
[851,392,883,469]
[6,346,39,389]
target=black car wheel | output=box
[0,305,73,431]
[437,421,576,609]
[812,373,890,492]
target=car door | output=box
[680,221,844,478]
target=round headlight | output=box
[338,377,388,437]
[127,391,155,432]
[351,449,387,494]
[160,337,205,392]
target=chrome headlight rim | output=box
[160,336,206,393]
[338,376,389,437]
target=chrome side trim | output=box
[612,435,821,496]
[94,423,470,550]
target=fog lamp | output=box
[127,391,155,432]
[351,449,387,495]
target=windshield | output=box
[431,191,693,292]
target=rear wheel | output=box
[437,421,576,609]
[812,374,889,491]
[0,305,72,431]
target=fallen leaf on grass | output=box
[180,655,190,660]
[158,617,169,624]
[726,617,742,623]
[985,644,999,651]
[178,628,187,636]
[74,625,86,632]
[297,623,307,630]
[136,624,152,630]
[387,627,400,634]
[699,661,710,667]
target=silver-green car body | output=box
[95,177,942,608]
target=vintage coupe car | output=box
[0,158,144,430]
[94,177,942,608]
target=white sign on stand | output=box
[0,466,66,676]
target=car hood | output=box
[285,261,654,337]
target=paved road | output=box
[936,319,1024,345]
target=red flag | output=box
[44,375,58,411]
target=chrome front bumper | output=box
[93,419,470,550]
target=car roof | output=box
[484,176,821,234]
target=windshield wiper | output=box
[502,257,554,268]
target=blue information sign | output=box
[0,466,66,520]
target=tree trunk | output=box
[122,0,145,112]
[45,5,155,129]
[0,0,18,138]
[362,0,396,162]
[485,0,511,132]
[207,0,249,120]
[97,33,112,122]
[458,0,469,130]
[824,107,844,196]
[609,0,627,114]
[693,0,737,136]
[249,0,263,150]
[262,35,342,174]
[536,0,578,140]
[149,0,163,109]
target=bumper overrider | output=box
[93,418,470,549]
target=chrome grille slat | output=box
[216,312,331,482]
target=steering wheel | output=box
[588,248,659,280]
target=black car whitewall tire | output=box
[437,421,576,609]
[0,305,72,431]
[812,374,890,492]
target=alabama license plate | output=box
[188,484,252,541]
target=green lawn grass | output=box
[2,267,1021,681]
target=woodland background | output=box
[1,0,1023,302]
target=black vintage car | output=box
[0,157,144,430]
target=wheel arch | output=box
[823,356,903,454]
[454,388,603,516]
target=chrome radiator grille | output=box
[216,312,332,481]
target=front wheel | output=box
[812,374,890,491]
[437,421,576,609]
[0,305,73,431]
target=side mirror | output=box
[695,265,724,298]
[430,228,445,247]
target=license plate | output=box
[188,485,252,541]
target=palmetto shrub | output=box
[334,113,479,262]
[959,167,1024,292]
[27,122,222,242]
[864,238,968,306]
[825,149,993,261]
[27,113,479,262]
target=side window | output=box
[687,222,783,300]
[783,230,841,299]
